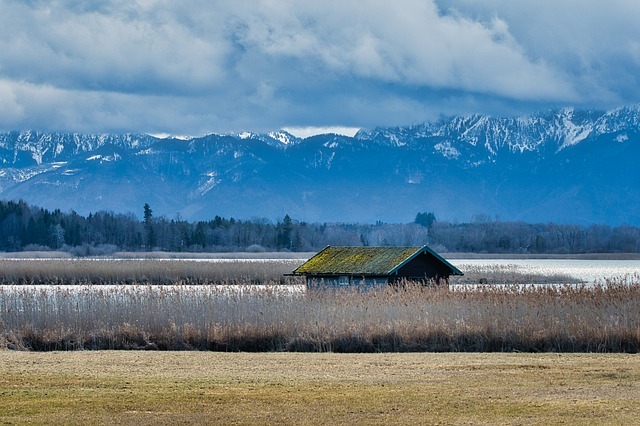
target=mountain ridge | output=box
[0,105,638,225]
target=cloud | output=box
[0,1,229,95]
[283,126,361,138]
[436,0,640,104]
[0,0,638,134]
[228,1,576,100]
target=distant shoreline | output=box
[1,250,639,261]
[443,252,640,260]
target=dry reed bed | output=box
[0,258,585,286]
[453,263,583,284]
[2,278,639,352]
[0,258,304,285]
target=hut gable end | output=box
[395,252,454,279]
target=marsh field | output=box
[1,256,640,424]
[1,256,640,352]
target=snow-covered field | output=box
[450,259,640,284]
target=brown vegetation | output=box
[0,258,303,285]
[2,351,639,425]
[1,261,639,351]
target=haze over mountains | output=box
[0,106,639,225]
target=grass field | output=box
[1,351,638,425]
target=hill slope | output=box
[1,106,639,225]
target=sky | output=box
[1,0,640,137]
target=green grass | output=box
[1,351,639,425]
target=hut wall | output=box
[396,254,452,279]
[306,275,390,288]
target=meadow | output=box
[1,258,639,353]
[2,351,639,425]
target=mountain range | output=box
[1,105,639,225]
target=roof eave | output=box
[292,272,388,277]
[388,245,463,276]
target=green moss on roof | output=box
[293,246,422,276]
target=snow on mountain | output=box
[0,105,639,225]
[237,132,254,140]
[0,132,156,165]
[355,106,639,164]
[268,131,298,145]
[233,131,300,147]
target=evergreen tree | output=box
[276,214,293,250]
[143,203,156,249]
[414,211,436,229]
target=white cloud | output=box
[437,0,640,103]
[0,80,26,124]
[283,126,361,138]
[0,1,229,94]
[0,0,638,134]
[228,0,576,100]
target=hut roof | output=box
[292,245,462,276]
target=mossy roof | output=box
[292,246,444,276]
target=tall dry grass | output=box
[0,258,303,285]
[453,262,582,285]
[2,276,639,352]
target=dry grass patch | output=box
[3,282,639,352]
[1,351,639,425]
[0,258,305,285]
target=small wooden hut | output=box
[290,245,462,288]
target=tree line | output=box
[0,200,638,254]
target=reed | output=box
[2,276,639,352]
[0,258,303,285]
[453,262,582,284]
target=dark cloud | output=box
[0,0,638,134]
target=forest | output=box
[0,199,639,255]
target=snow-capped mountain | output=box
[0,106,639,225]
[357,106,640,158]
[234,130,301,147]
